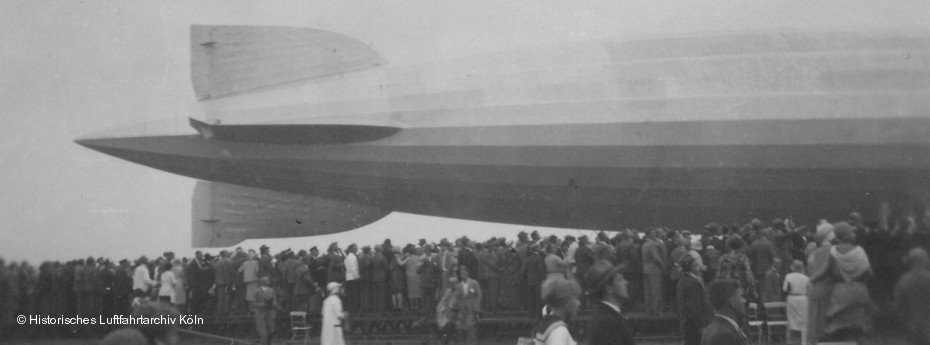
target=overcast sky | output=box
[2,0,928,263]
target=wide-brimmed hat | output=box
[583,260,622,295]
[327,282,342,294]
[816,222,835,244]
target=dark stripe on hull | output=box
[84,140,930,230]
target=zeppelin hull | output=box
[77,116,930,230]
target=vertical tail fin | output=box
[191,25,386,100]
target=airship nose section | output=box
[75,117,203,163]
[74,137,104,151]
[73,136,157,163]
[73,136,128,155]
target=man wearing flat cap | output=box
[584,260,635,345]
[677,254,713,345]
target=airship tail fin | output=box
[191,25,386,100]
[192,181,391,247]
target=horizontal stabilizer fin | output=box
[192,181,391,247]
[189,118,400,145]
[191,25,386,100]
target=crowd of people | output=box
[1,211,929,345]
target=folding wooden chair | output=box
[747,303,765,345]
[763,301,789,344]
[289,311,312,343]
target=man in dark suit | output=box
[748,229,777,299]
[186,251,211,315]
[615,231,641,311]
[458,239,479,280]
[213,250,235,316]
[476,243,501,312]
[370,246,389,313]
[292,260,315,314]
[641,228,665,315]
[677,255,713,345]
[701,279,749,345]
[584,260,635,345]
[522,244,546,317]
[358,246,372,312]
[574,236,595,285]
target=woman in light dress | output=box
[170,258,186,309]
[322,282,347,345]
[157,262,176,304]
[783,260,810,345]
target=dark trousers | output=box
[372,281,387,313]
[667,278,679,310]
[421,286,436,318]
[190,287,208,314]
[254,307,276,345]
[479,278,499,312]
[681,320,702,345]
[526,283,541,318]
[458,325,477,345]
[233,282,247,314]
[102,292,115,317]
[281,283,294,310]
[345,279,361,314]
[76,292,99,316]
[75,292,89,315]
[359,279,371,312]
[644,273,663,314]
[215,284,230,316]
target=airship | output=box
[76,25,930,247]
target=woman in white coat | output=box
[157,262,176,304]
[322,282,347,345]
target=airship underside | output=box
[76,26,930,247]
